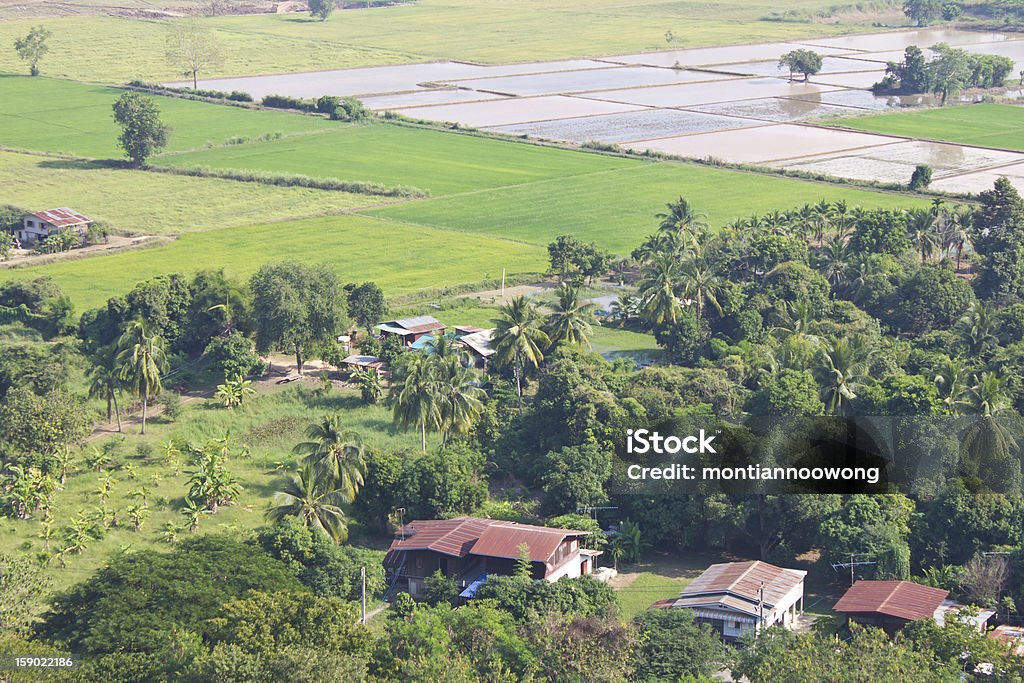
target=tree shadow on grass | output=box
[36,157,124,171]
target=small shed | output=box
[18,208,92,246]
[375,316,447,347]
[457,328,496,368]
[341,354,386,371]
[833,580,949,634]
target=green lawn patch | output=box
[0,75,336,159]
[1,214,546,311]
[830,103,1024,152]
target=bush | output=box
[909,164,933,190]
[261,94,314,112]
[205,332,265,381]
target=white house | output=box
[17,208,92,246]
[655,560,806,641]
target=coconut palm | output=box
[960,372,1019,477]
[831,200,855,238]
[492,296,550,409]
[87,344,124,432]
[610,292,639,327]
[292,415,366,500]
[545,282,595,349]
[907,207,940,263]
[815,337,871,416]
[948,206,974,271]
[681,260,723,320]
[435,356,486,447]
[391,353,442,451]
[656,197,708,238]
[638,254,682,325]
[814,235,852,289]
[934,358,971,416]
[958,302,1000,355]
[267,463,349,543]
[117,321,167,435]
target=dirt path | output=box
[0,235,162,269]
[453,282,555,306]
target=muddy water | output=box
[690,97,863,122]
[785,89,935,111]
[442,67,723,97]
[721,56,883,78]
[578,78,838,108]
[393,95,644,128]
[358,89,509,110]
[486,108,759,143]
[931,164,1024,194]
[795,28,1019,52]
[626,124,900,164]
[606,42,849,68]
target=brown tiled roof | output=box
[29,208,92,227]
[833,581,949,622]
[679,561,806,611]
[384,517,589,566]
[990,625,1024,656]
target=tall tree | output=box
[638,254,682,325]
[249,262,346,375]
[292,415,366,500]
[344,281,387,334]
[165,19,224,89]
[14,25,51,76]
[544,283,595,349]
[268,464,349,542]
[435,356,486,446]
[86,345,123,433]
[117,321,167,435]
[391,353,440,451]
[492,296,550,409]
[815,337,871,415]
[308,0,334,20]
[112,92,170,167]
[778,49,823,81]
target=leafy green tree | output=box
[249,261,346,375]
[540,443,612,514]
[203,331,263,381]
[750,368,825,416]
[344,281,387,333]
[904,0,941,25]
[267,463,350,542]
[0,386,88,461]
[215,374,255,408]
[973,178,1024,299]
[778,49,823,81]
[112,92,170,167]
[492,296,550,409]
[632,608,724,682]
[891,264,974,335]
[545,282,595,349]
[353,367,383,405]
[849,209,911,256]
[86,345,124,432]
[117,320,167,434]
[308,0,334,20]
[14,25,50,76]
[293,415,366,499]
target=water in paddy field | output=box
[392,95,644,128]
[487,109,760,144]
[689,97,863,122]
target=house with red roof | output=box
[17,208,92,246]
[653,560,806,642]
[383,516,601,599]
[833,580,960,634]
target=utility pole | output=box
[757,582,765,634]
[360,566,366,624]
[501,268,505,297]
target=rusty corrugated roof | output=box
[679,560,806,610]
[833,580,949,622]
[29,207,92,227]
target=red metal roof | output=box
[29,208,92,227]
[381,316,447,335]
[833,581,949,622]
[384,517,589,565]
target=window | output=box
[26,220,34,228]
[571,540,578,552]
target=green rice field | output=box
[830,103,1024,152]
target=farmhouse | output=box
[383,516,601,599]
[833,580,953,634]
[17,208,92,246]
[375,315,447,347]
[456,328,496,368]
[990,625,1024,657]
[654,560,806,641]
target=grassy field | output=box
[2,214,547,311]
[368,163,934,252]
[0,384,420,592]
[0,1,888,83]
[0,151,372,235]
[831,103,1024,152]
[0,75,335,159]
[160,125,636,196]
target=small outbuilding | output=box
[17,208,92,246]
[457,328,496,368]
[341,354,386,371]
[833,580,949,634]
[375,316,447,347]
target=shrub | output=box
[909,164,933,190]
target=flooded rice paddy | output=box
[183,28,1024,194]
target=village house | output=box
[17,208,92,246]
[832,580,993,634]
[374,315,447,347]
[456,328,496,368]
[653,560,806,642]
[383,516,602,599]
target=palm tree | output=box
[117,321,167,435]
[492,296,550,409]
[391,353,441,451]
[656,197,708,238]
[292,415,366,500]
[87,344,124,432]
[958,302,1000,355]
[435,356,486,447]
[949,206,974,271]
[545,282,595,349]
[610,292,639,327]
[814,235,852,289]
[638,254,682,325]
[680,260,723,320]
[815,337,871,415]
[907,207,940,263]
[961,372,1018,478]
[267,463,349,542]
[831,200,855,239]
[934,358,971,416]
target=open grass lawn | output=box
[2,214,546,311]
[831,103,1024,152]
[0,151,371,234]
[0,75,336,159]
[368,163,934,252]
[0,2,879,83]
[161,124,636,196]
[0,385,418,592]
